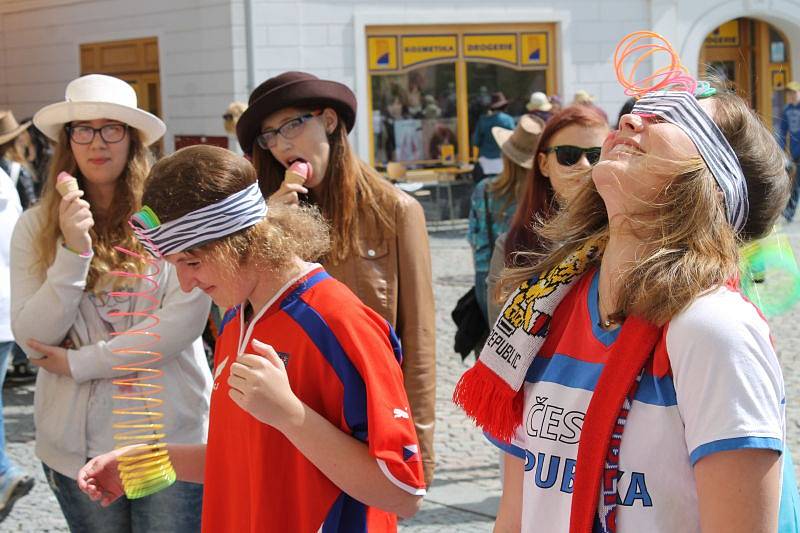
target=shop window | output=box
[371,64,457,165]
[466,63,546,138]
[367,24,557,168]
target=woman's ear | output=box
[538,151,550,178]
[322,108,339,134]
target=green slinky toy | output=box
[739,231,800,317]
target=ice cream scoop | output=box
[55,171,80,197]
[284,161,312,186]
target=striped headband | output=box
[129,182,267,257]
[632,90,748,232]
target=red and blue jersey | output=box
[202,265,426,533]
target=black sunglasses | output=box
[545,145,602,166]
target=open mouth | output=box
[287,157,307,167]
[610,140,643,155]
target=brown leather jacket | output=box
[324,189,437,485]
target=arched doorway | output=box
[699,18,791,131]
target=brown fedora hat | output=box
[491,115,544,169]
[0,110,31,146]
[237,71,357,154]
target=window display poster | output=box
[395,119,423,161]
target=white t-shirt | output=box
[0,168,22,341]
[493,269,785,532]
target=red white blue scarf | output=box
[452,240,662,532]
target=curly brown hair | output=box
[142,145,330,274]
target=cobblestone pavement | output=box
[3,222,800,532]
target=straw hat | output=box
[33,74,166,146]
[573,89,596,105]
[526,91,552,112]
[491,115,545,169]
[0,110,31,146]
[786,81,800,92]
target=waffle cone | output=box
[283,170,307,186]
[56,179,79,197]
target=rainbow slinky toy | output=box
[613,31,697,97]
[107,245,176,499]
[739,231,800,318]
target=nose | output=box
[90,130,109,149]
[175,266,197,293]
[574,153,593,171]
[618,113,644,133]
[271,134,293,161]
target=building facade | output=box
[1,0,798,166]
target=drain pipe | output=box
[244,0,256,93]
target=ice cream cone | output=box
[283,170,307,186]
[56,173,80,197]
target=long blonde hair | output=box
[33,128,151,292]
[252,113,396,264]
[499,90,790,325]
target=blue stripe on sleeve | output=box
[484,432,526,460]
[690,436,783,466]
[281,278,370,442]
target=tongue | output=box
[288,161,312,180]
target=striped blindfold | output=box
[129,182,268,257]
[632,91,748,233]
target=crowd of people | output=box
[0,46,798,533]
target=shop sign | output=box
[400,35,457,68]
[521,33,548,66]
[463,34,517,65]
[368,36,398,71]
[705,20,740,47]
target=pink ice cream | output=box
[55,171,79,196]
[284,161,312,185]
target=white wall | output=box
[0,0,242,153]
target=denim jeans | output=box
[0,342,13,478]
[42,463,203,533]
[784,158,800,221]
[475,270,489,323]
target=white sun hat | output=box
[33,74,166,146]
[526,91,552,112]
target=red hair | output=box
[504,105,608,265]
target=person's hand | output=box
[77,447,131,507]
[267,182,308,207]
[26,340,72,376]
[228,339,302,429]
[58,189,93,254]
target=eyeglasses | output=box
[222,113,234,121]
[545,145,602,166]
[66,123,128,145]
[256,110,322,150]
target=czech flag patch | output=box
[403,444,420,462]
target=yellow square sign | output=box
[521,33,548,66]
[368,36,398,71]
